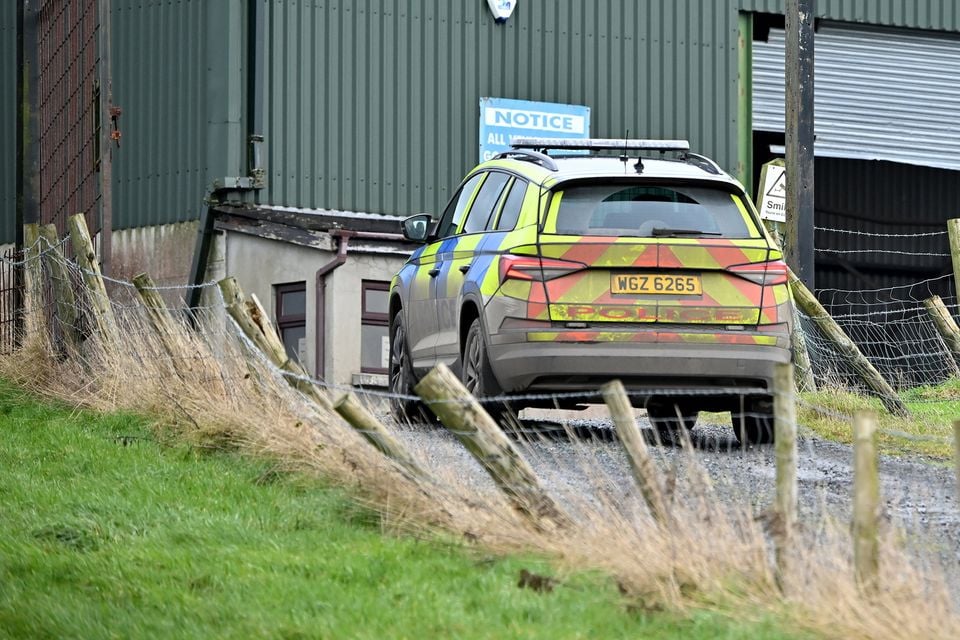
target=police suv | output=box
[388,138,791,444]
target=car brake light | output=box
[499,254,585,282]
[728,260,788,285]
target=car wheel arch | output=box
[459,298,483,359]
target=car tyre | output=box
[733,396,775,445]
[461,318,516,428]
[389,313,424,423]
[646,400,698,443]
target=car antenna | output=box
[619,129,629,165]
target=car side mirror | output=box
[401,213,434,243]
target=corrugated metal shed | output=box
[742,0,960,33]
[258,0,741,217]
[0,4,16,244]
[3,0,960,242]
[110,0,243,230]
[754,26,960,171]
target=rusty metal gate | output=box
[0,248,23,354]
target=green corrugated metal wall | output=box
[0,4,16,244]
[110,0,245,230]
[2,0,959,243]
[259,0,742,217]
[742,0,960,32]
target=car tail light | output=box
[728,260,788,285]
[499,254,585,283]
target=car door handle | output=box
[428,268,441,278]
[458,264,472,274]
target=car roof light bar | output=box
[492,149,559,172]
[511,137,691,153]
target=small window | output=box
[360,281,390,374]
[436,173,484,238]
[493,179,527,231]
[275,282,307,364]
[461,172,510,234]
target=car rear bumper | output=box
[486,330,790,405]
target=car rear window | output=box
[549,184,759,238]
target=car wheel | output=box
[461,318,515,427]
[733,396,775,445]
[389,313,422,423]
[646,400,698,442]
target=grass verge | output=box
[0,382,800,639]
[798,381,960,461]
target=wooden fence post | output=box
[954,421,960,512]
[600,380,671,527]
[414,363,568,529]
[853,412,880,593]
[791,310,818,392]
[22,224,48,341]
[37,224,81,350]
[218,277,331,409]
[789,269,909,417]
[67,213,117,345]
[773,362,797,583]
[923,296,960,375]
[333,392,427,480]
[947,219,960,292]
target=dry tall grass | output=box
[6,268,960,640]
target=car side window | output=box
[461,172,510,234]
[493,179,527,231]
[436,173,484,239]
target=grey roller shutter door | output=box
[753,26,960,171]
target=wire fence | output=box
[3,232,957,452]
[810,224,957,390]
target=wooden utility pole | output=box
[785,0,816,290]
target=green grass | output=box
[0,383,802,639]
[798,381,960,460]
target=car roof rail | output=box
[680,152,722,175]
[492,148,559,172]
[511,137,691,153]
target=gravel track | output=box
[387,409,960,582]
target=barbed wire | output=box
[4,229,959,449]
[815,247,951,257]
[815,226,948,239]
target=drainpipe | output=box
[313,229,406,380]
[314,231,352,380]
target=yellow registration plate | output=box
[611,273,702,295]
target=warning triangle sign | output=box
[766,171,786,198]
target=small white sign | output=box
[297,337,308,366]
[381,335,390,369]
[486,0,517,23]
[757,162,786,223]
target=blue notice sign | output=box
[479,97,591,162]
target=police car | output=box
[388,138,791,444]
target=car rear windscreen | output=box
[550,184,758,238]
